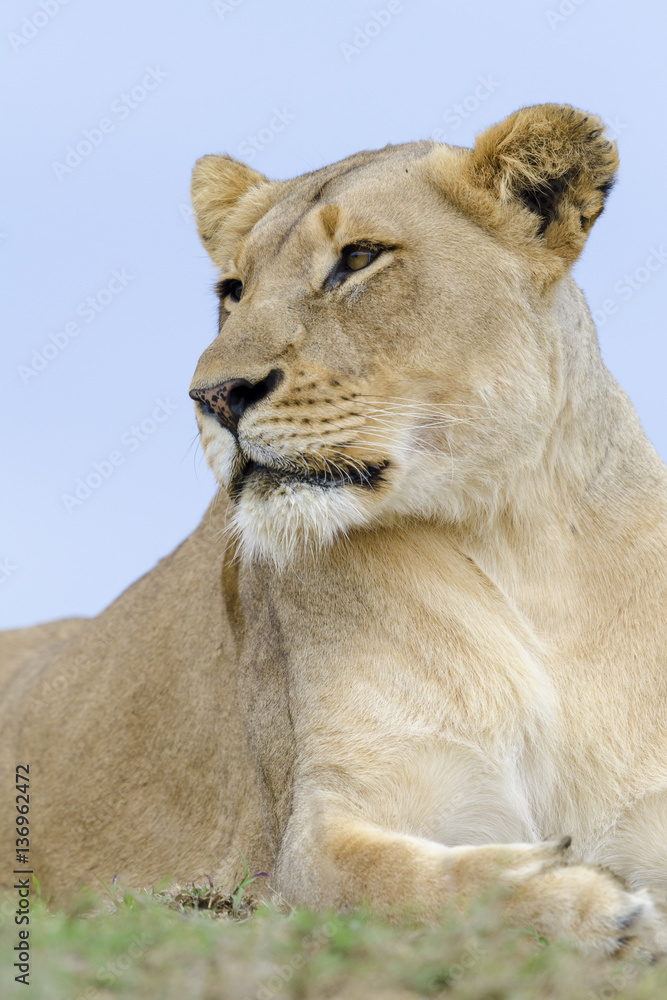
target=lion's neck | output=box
[455,301,667,638]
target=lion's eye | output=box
[324,243,389,291]
[342,245,379,271]
[217,278,243,303]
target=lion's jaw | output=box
[195,380,456,568]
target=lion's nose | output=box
[189,369,283,435]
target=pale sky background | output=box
[1,0,665,629]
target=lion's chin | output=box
[199,426,391,566]
[229,476,380,569]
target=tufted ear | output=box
[190,154,275,266]
[428,104,619,280]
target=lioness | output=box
[1,104,666,955]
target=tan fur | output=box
[2,105,666,956]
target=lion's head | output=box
[189,104,617,565]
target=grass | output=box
[2,878,667,999]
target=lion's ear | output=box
[190,154,273,265]
[430,104,618,278]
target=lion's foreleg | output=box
[274,812,665,956]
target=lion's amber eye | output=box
[342,245,377,271]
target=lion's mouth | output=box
[235,458,388,494]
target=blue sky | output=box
[1,0,665,628]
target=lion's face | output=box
[190,107,617,564]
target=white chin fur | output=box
[231,481,375,569]
[198,416,378,567]
[199,421,237,486]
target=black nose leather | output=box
[189,369,282,434]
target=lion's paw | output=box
[514,854,666,957]
[450,837,666,957]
